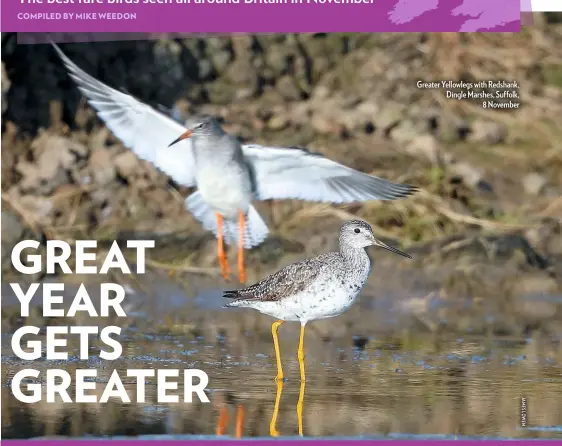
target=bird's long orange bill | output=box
[168,130,192,147]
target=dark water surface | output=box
[2,274,561,439]
[2,330,561,439]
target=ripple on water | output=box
[2,332,561,440]
[179,348,199,356]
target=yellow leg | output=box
[269,379,284,437]
[297,378,305,437]
[216,213,231,280]
[238,211,246,284]
[272,320,284,382]
[235,405,244,439]
[298,323,306,382]
[296,323,306,436]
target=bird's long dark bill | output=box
[376,240,411,259]
[168,130,192,147]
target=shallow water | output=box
[2,330,562,439]
[2,273,561,439]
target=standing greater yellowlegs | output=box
[53,44,417,284]
[222,219,411,383]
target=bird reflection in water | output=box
[215,380,307,438]
[270,379,306,437]
[215,404,245,438]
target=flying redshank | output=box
[53,44,417,283]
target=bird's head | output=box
[168,114,223,147]
[340,220,411,258]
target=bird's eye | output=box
[354,228,360,234]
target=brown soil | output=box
[1,27,562,336]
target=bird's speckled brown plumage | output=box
[222,219,411,386]
[222,220,379,306]
[223,255,334,302]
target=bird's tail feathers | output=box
[222,290,255,308]
[223,290,241,299]
[185,192,269,249]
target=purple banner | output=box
[6,441,562,445]
[1,0,520,33]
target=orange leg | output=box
[216,213,231,280]
[216,406,229,436]
[238,211,246,284]
[235,405,244,439]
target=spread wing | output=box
[53,43,197,187]
[241,144,417,203]
[54,43,417,202]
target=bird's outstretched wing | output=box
[52,43,197,187]
[241,144,417,202]
[54,43,416,203]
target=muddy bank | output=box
[1,31,562,335]
[2,244,561,339]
